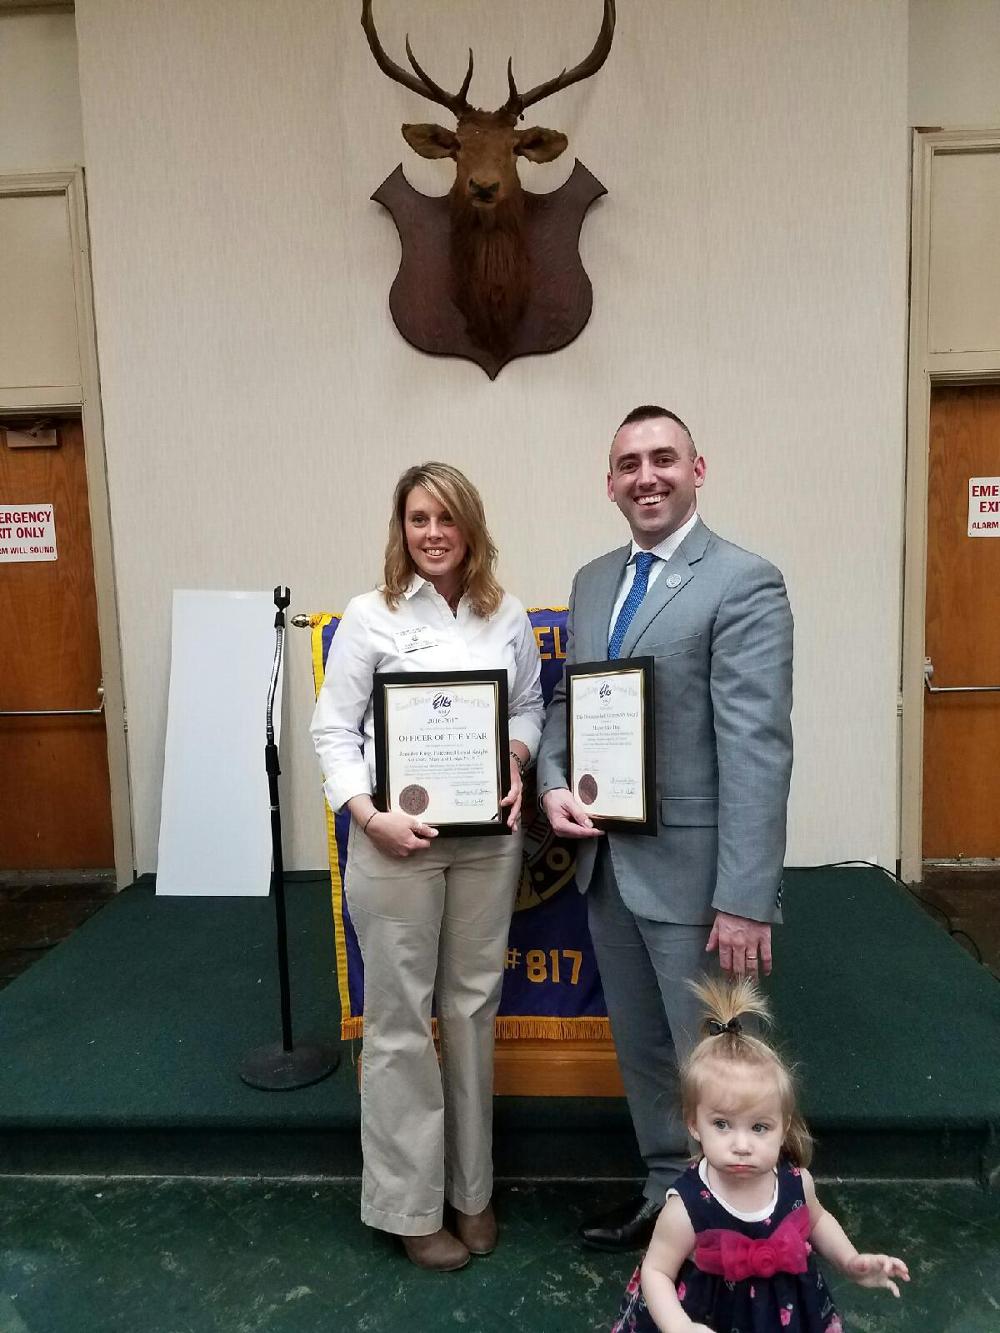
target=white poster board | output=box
[156,590,282,896]
[968,477,1000,536]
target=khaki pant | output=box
[345,822,523,1236]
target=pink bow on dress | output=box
[694,1207,811,1282]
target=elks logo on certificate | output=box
[372,669,511,837]
[565,657,656,835]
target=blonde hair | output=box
[382,462,503,619]
[681,976,813,1168]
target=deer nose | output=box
[469,178,499,202]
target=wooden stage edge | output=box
[494,1038,625,1098]
[356,1039,626,1097]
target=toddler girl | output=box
[612,977,908,1332]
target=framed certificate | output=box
[565,657,656,835]
[372,669,512,837]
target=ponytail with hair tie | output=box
[707,1017,742,1037]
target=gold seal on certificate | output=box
[372,669,512,837]
[565,657,656,835]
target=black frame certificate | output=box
[565,657,656,835]
[373,669,512,837]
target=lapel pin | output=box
[665,574,683,589]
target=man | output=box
[537,405,793,1250]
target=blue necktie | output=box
[608,551,656,659]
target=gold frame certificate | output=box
[372,669,511,838]
[565,657,656,835]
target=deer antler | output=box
[503,0,616,116]
[361,0,474,117]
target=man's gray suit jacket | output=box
[537,518,793,925]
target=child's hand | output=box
[848,1253,910,1296]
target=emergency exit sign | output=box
[968,478,1000,537]
[0,504,57,561]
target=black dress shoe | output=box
[579,1194,662,1252]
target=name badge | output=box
[392,625,438,654]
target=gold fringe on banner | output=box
[308,613,360,1042]
[495,1016,611,1041]
[340,1016,611,1042]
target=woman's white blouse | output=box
[310,577,545,814]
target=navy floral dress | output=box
[611,1161,843,1332]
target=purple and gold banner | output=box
[309,608,610,1040]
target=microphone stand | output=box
[240,586,340,1090]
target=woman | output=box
[310,462,543,1272]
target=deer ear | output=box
[401,123,460,159]
[514,127,568,163]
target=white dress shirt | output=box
[607,511,701,638]
[311,576,544,813]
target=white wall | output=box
[0,9,82,171]
[74,0,909,874]
[910,0,1000,127]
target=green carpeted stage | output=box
[3,868,999,1184]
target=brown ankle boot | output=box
[454,1203,498,1256]
[401,1227,470,1271]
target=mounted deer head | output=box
[361,0,615,358]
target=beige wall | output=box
[910,0,1000,127]
[0,9,82,171]
[74,0,909,873]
